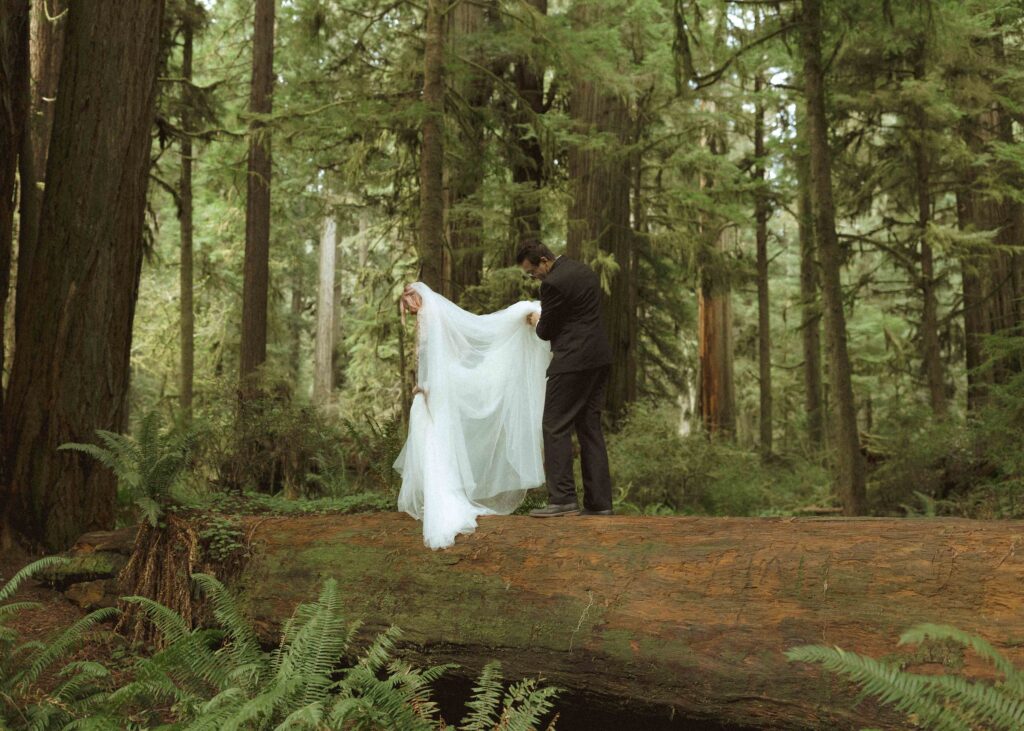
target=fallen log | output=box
[58,515,1024,727]
[217,513,1024,730]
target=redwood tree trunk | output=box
[697,234,736,438]
[0,0,29,424]
[418,0,445,293]
[914,123,945,416]
[801,0,865,514]
[566,31,635,418]
[754,79,772,455]
[697,131,736,438]
[313,215,336,404]
[508,0,547,262]
[213,512,1024,731]
[957,103,1024,410]
[179,11,195,416]
[239,0,275,385]
[796,125,823,449]
[445,0,494,301]
[15,0,64,317]
[2,0,166,550]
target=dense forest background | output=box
[2,0,1024,553]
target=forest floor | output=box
[0,545,139,698]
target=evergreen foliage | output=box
[0,570,558,730]
[59,412,195,528]
[788,624,1024,731]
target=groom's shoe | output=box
[529,502,579,517]
[579,508,613,516]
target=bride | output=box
[393,282,551,549]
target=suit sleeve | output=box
[535,280,567,342]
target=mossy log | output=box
[211,513,1024,730]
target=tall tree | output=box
[418,0,446,292]
[911,45,946,417]
[445,0,494,301]
[179,3,196,416]
[754,75,773,454]
[566,2,636,417]
[795,134,824,448]
[956,30,1024,410]
[0,0,30,424]
[801,0,866,514]
[17,0,64,296]
[239,0,276,386]
[313,214,336,404]
[508,0,547,261]
[2,0,166,550]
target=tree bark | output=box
[0,0,29,426]
[914,123,945,417]
[179,9,195,417]
[754,78,772,455]
[2,0,165,550]
[313,215,336,404]
[801,0,865,514]
[566,9,635,418]
[508,0,547,263]
[183,512,1024,731]
[795,121,823,450]
[445,0,492,302]
[697,127,736,438]
[957,107,1024,410]
[697,235,736,438]
[239,0,275,386]
[417,0,445,293]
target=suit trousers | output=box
[542,365,613,510]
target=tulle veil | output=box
[393,282,551,549]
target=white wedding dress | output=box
[394,282,551,549]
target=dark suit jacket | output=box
[535,257,613,375]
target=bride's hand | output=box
[526,311,540,327]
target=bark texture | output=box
[565,9,636,417]
[754,83,772,454]
[795,127,823,449]
[957,103,1024,410]
[313,216,336,404]
[16,0,63,306]
[239,0,275,384]
[508,0,547,263]
[2,0,165,550]
[417,0,445,293]
[801,0,866,514]
[179,11,195,416]
[218,513,1024,730]
[0,0,29,424]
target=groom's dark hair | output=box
[515,240,556,266]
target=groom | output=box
[517,241,614,517]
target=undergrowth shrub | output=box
[607,402,829,515]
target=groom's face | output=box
[521,256,553,281]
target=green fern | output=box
[60,411,195,527]
[788,624,1024,730]
[0,558,119,731]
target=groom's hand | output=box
[526,312,540,327]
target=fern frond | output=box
[0,556,69,602]
[190,573,260,667]
[900,624,1019,681]
[17,607,118,688]
[787,645,969,731]
[274,701,324,729]
[460,661,505,731]
[923,672,1024,730]
[498,676,560,731]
